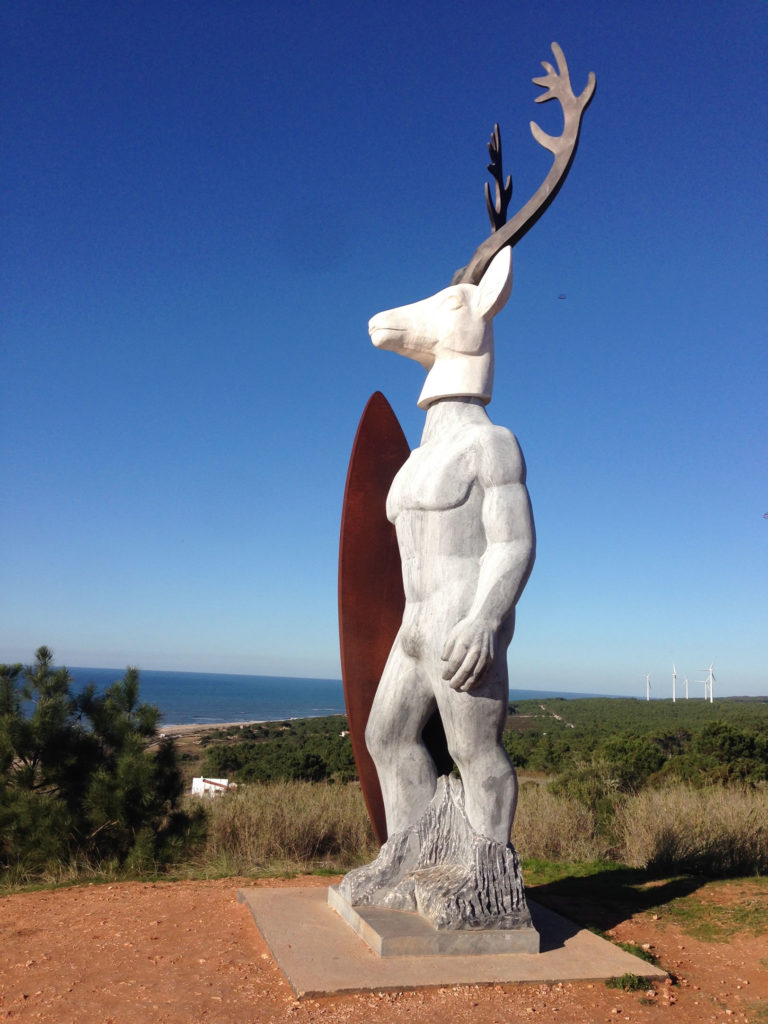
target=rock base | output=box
[339,775,532,931]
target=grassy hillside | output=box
[503,697,768,785]
[189,697,768,790]
[509,695,768,736]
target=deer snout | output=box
[368,313,395,348]
[368,312,437,368]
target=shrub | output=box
[199,780,377,874]
[547,764,621,833]
[614,784,768,875]
[599,734,665,792]
[512,781,609,861]
[0,647,196,881]
[202,717,357,784]
[605,973,645,991]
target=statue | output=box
[335,44,595,937]
[365,244,529,851]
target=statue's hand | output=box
[441,619,495,692]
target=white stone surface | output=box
[338,776,533,932]
[363,245,534,850]
[328,884,539,955]
[238,887,667,996]
[368,247,512,409]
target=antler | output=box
[452,43,595,285]
[484,123,512,232]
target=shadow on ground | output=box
[529,867,708,935]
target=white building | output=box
[191,777,233,797]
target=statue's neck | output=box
[416,346,494,411]
[421,396,489,444]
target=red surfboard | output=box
[338,392,451,846]
[338,392,407,845]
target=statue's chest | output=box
[387,440,476,519]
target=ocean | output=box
[67,668,346,726]
[66,667,608,726]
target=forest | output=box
[200,717,358,783]
[200,695,768,793]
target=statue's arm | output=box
[441,434,535,692]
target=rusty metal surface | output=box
[451,43,595,286]
[338,392,409,845]
[339,393,453,844]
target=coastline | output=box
[64,668,346,731]
[159,714,347,738]
[160,719,268,738]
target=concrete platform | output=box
[327,884,540,955]
[237,886,666,998]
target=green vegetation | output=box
[500,696,768,875]
[2,653,766,890]
[615,941,658,964]
[504,697,768,789]
[195,779,377,875]
[201,716,356,783]
[511,695,768,734]
[605,973,645,991]
[658,879,768,941]
[0,647,201,886]
[182,693,768,879]
[198,695,768,795]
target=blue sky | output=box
[2,1,766,697]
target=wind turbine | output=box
[644,673,651,701]
[684,675,689,699]
[698,661,716,703]
[672,663,677,703]
[705,662,715,703]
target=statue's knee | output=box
[446,736,473,771]
[367,708,427,765]
[448,735,511,777]
[365,714,394,763]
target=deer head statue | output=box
[369,248,512,409]
[369,43,595,409]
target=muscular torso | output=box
[387,437,485,601]
[387,420,529,658]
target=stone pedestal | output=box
[328,885,539,956]
[337,775,536,941]
[240,886,667,995]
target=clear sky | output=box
[2,1,766,697]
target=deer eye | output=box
[442,293,464,311]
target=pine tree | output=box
[0,647,194,878]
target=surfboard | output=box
[338,392,407,845]
[338,391,451,846]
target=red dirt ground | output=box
[1,876,765,1023]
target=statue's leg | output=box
[365,636,438,836]
[434,663,517,845]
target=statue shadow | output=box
[527,868,708,952]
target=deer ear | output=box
[474,247,513,321]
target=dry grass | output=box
[196,781,377,875]
[512,781,610,861]
[614,784,768,875]
[200,778,611,874]
[6,779,766,890]
[195,780,767,879]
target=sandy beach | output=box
[160,719,267,738]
